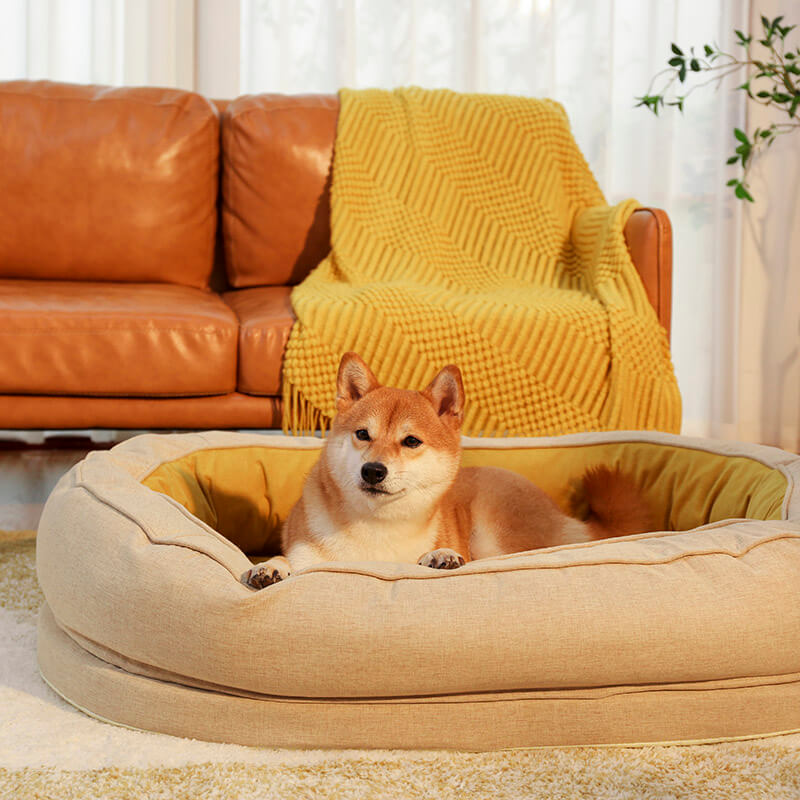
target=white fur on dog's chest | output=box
[327,518,436,563]
[291,507,437,569]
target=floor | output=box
[0,448,91,530]
[0,429,291,531]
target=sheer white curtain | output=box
[0,0,195,89]
[241,0,752,441]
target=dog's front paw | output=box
[243,557,291,589]
[417,548,466,570]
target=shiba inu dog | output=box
[244,353,655,588]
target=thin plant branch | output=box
[635,15,800,202]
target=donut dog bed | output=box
[36,430,800,750]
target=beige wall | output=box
[739,0,800,450]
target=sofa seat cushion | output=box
[0,280,238,396]
[222,286,295,396]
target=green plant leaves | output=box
[637,22,800,202]
[726,178,755,202]
[733,128,749,144]
[634,94,664,115]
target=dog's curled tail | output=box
[570,465,659,540]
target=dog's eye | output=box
[355,429,371,441]
[402,435,422,448]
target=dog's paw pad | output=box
[417,549,466,570]
[244,563,290,589]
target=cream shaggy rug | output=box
[2,530,800,800]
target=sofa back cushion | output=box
[0,80,218,288]
[222,93,337,287]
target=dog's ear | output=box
[423,365,464,429]
[336,352,380,411]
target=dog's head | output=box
[323,352,464,519]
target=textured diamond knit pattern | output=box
[282,88,682,436]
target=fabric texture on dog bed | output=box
[36,430,800,749]
[141,439,786,555]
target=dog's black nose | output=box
[361,462,387,485]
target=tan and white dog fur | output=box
[244,353,655,588]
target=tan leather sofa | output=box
[0,80,673,430]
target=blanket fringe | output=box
[282,380,331,437]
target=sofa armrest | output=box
[624,207,672,339]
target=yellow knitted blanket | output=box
[282,88,681,436]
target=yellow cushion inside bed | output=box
[141,442,787,555]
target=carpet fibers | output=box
[2,530,799,799]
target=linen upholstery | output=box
[141,440,785,555]
[38,606,800,751]
[36,430,800,749]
